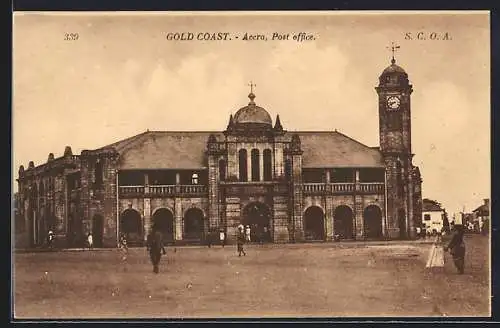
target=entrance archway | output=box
[184,208,204,241]
[152,208,174,243]
[92,214,104,247]
[304,206,325,241]
[334,205,354,239]
[363,205,382,239]
[242,202,271,243]
[120,209,142,246]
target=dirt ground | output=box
[12,234,490,319]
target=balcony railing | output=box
[357,182,384,193]
[119,184,207,197]
[303,182,384,195]
[331,183,355,193]
[303,183,327,193]
[180,184,207,194]
[149,185,175,195]
[119,186,145,196]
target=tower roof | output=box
[381,60,407,75]
[233,92,272,126]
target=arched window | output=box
[263,149,272,181]
[238,149,248,182]
[219,159,226,181]
[94,160,103,188]
[251,149,260,182]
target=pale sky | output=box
[12,11,490,214]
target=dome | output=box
[233,93,272,126]
[380,58,407,76]
[378,58,410,87]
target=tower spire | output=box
[387,42,400,65]
[274,114,283,132]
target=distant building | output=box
[473,199,490,234]
[422,199,445,234]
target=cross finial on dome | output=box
[248,81,256,104]
[386,42,400,65]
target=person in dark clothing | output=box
[46,230,55,250]
[207,229,213,248]
[147,230,167,274]
[237,228,246,257]
[444,225,466,274]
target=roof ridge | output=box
[94,130,150,151]
[330,130,380,152]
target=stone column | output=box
[325,195,334,241]
[174,198,182,241]
[247,149,252,182]
[354,170,363,239]
[144,198,151,241]
[274,146,283,178]
[259,151,264,181]
[326,169,331,183]
[407,173,415,239]
[207,152,220,231]
[292,155,304,242]
[225,196,240,244]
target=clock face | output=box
[387,96,401,110]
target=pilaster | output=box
[174,198,182,241]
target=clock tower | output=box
[375,47,417,240]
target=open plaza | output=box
[13,234,489,319]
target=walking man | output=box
[147,230,167,274]
[444,224,466,274]
[237,226,246,257]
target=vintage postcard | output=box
[12,11,491,319]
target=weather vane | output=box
[248,81,256,94]
[387,42,400,64]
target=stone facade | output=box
[15,58,423,248]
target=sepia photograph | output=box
[12,11,491,319]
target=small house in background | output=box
[422,198,446,235]
[473,199,490,234]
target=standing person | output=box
[47,230,55,250]
[118,233,128,270]
[219,229,226,248]
[444,225,466,274]
[237,227,246,257]
[245,225,251,243]
[207,228,213,248]
[87,232,93,250]
[147,230,167,274]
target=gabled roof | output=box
[422,199,443,212]
[96,130,384,170]
[473,204,489,216]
